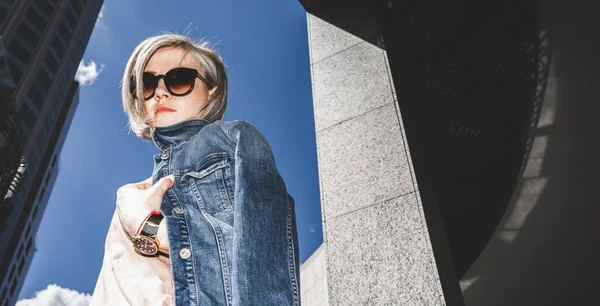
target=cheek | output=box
[144,102,153,117]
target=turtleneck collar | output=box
[151,118,211,152]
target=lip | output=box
[156,105,176,114]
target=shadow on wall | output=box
[462,1,600,305]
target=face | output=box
[143,47,217,128]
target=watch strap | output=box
[141,212,164,237]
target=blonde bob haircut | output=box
[121,34,228,140]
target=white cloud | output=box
[94,4,106,29]
[75,59,105,86]
[309,223,316,234]
[16,284,91,306]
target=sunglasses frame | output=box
[130,67,207,101]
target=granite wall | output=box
[305,12,449,305]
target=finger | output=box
[150,175,175,196]
[134,176,153,189]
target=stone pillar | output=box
[306,11,452,305]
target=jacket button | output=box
[173,207,184,214]
[161,153,169,160]
[179,248,191,259]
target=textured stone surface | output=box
[307,13,379,64]
[305,10,449,306]
[393,100,418,190]
[316,103,414,220]
[300,244,329,306]
[311,41,394,132]
[325,193,446,306]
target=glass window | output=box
[71,1,83,16]
[34,0,55,17]
[9,278,16,296]
[26,7,47,33]
[8,39,31,66]
[17,257,24,274]
[44,51,58,74]
[59,21,72,45]
[51,35,66,59]
[19,103,37,130]
[9,62,22,84]
[28,85,44,104]
[1,287,7,304]
[64,6,77,29]
[37,68,52,92]
[25,236,32,254]
[25,223,31,238]
[29,85,45,112]
[16,23,39,48]
[0,7,8,28]
[8,264,15,280]
[17,243,24,259]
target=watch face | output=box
[132,236,158,256]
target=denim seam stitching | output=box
[216,169,235,218]
[219,120,238,150]
[198,212,234,306]
[287,203,300,305]
[167,187,198,305]
[188,178,233,305]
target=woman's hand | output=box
[115,175,174,238]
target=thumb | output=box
[151,174,175,196]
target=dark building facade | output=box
[0,1,103,305]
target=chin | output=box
[154,113,180,127]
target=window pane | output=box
[29,85,45,112]
[37,68,52,92]
[8,40,31,66]
[64,6,77,29]
[71,1,83,16]
[0,7,8,25]
[19,103,37,129]
[26,7,47,33]
[17,23,39,48]
[51,35,65,58]
[44,51,58,74]
[34,0,54,17]
[9,62,22,84]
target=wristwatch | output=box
[131,211,164,256]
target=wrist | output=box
[131,211,164,256]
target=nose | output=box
[154,78,170,100]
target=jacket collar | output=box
[151,118,211,151]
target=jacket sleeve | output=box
[89,210,175,306]
[224,120,301,305]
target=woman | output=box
[90,34,301,306]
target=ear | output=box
[208,86,218,98]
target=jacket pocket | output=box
[181,156,234,219]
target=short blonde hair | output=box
[121,34,228,140]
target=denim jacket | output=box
[151,118,301,306]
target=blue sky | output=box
[18,0,321,302]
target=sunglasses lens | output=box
[142,73,157,99]
[166,68,196,95]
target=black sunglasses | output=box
[129,67,207,100]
